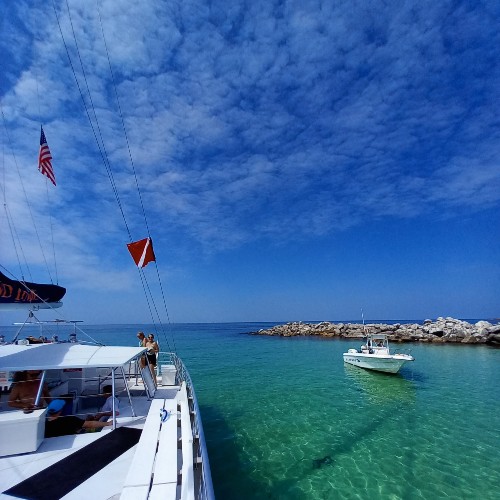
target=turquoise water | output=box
[2,322,499,499]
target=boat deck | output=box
[0,381,196,500]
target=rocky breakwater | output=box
[250,317,500,345]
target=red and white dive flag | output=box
[127,237,156,268]
[38,126,56,186]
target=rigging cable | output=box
[34,61,60,285]
[50,0,161,328]
[52,0,175,352]
[64,0,168,348]
[0,104,53,283]
[1,262,103,346]
[0,142,25,278]
[54,0,165,345]
[96,0,176,353]
[51,0,132,240]
[46,180,60,285]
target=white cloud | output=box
[1,0,499,290]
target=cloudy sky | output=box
[1,0,499,325]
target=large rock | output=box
[486,333,500,345]
[249,317,499,345]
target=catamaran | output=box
[0,4,215,496]
[1,231,214,500]
[0,327,214,499]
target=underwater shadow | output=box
[301,366,419,475]
[309,407,394,470]
[199,404,280,499]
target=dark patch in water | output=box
[312,455,333,469]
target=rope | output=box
[45,181,60,284]
[1,143,26,278]
[50,1,177,353]
[0,263,104,346]
[3,203,28,280]
[153,262,177,353]
[51,0,132,241]
[0,104,54,283]
[95,0,151,240]
[33,65,58,285]
[95,0,177,353]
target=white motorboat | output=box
[0,339,215,499]
[343,334,414,374]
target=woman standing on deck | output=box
[145,334,159,378]
[137,331,147,369]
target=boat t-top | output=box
[343,334,414,374]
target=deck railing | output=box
[157,351,215,500]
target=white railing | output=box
[158,351,215,500]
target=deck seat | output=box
[120,397,179,500]
[151,399,179,485]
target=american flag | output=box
[38,126,56,186]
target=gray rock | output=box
[248,317,500,345]
[475,321,492,329]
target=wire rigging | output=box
[0,143,26,279]
[51,0,132,241]
[34,61,60,286]
[51,0,177,353]
[95,0,151,240]
[96,0,177,354]
[47,181,60,285]
[0,104,54,283]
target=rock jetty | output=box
[249,317,500,345]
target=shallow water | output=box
[2,322,499,499]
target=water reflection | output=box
[344,363,417,405]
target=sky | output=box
[1,0,499,325]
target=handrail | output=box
[157,351,215,500]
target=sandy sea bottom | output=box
[2,322,499,499]
[196,331,499,499]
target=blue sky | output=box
[1,0,499,325]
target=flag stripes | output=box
[39,126,56,186]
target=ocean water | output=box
[2,321,499,499]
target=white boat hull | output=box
[0,345,214,500]
[343,352,414,374]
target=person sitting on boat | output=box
[26,336,44,344]
[89,385,119,422]
[145,334,159,378]
[8,370,51,410]
[44,399,113,438]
